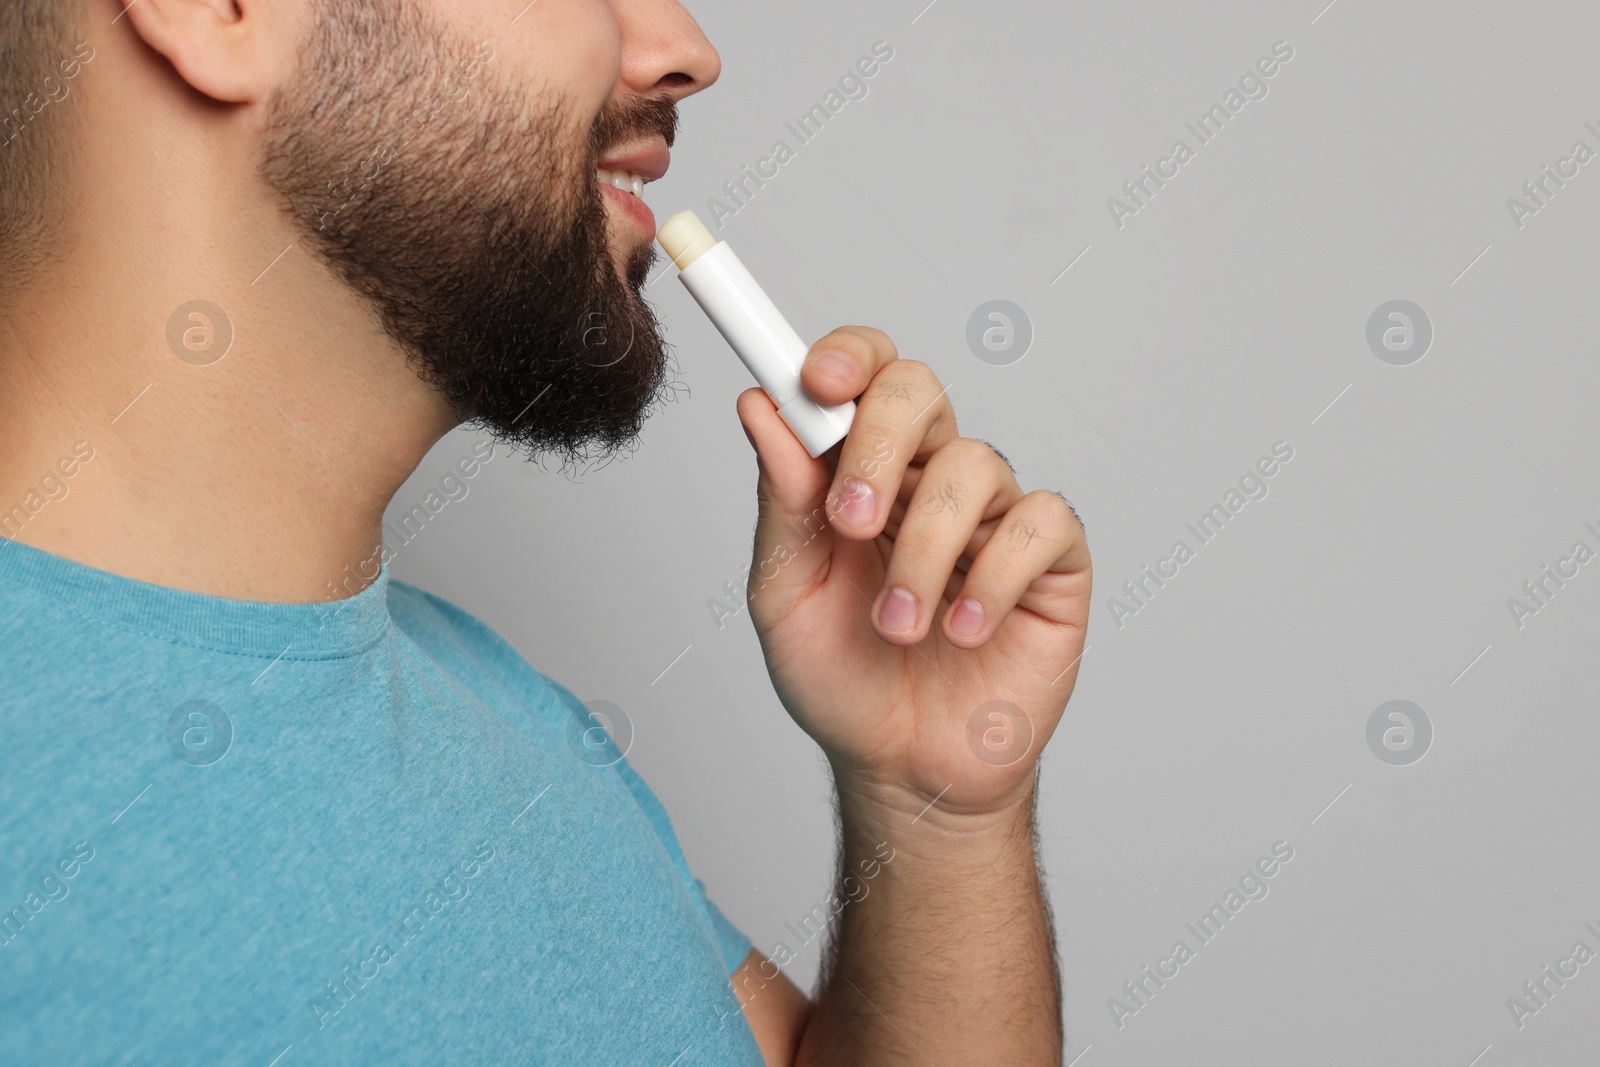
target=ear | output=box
[117,0,304,104]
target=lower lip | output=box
[600,181,655,233]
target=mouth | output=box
[596,173,655,236]
[596,142,670,236]
[597,168,648,199]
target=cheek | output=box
[512,0,622,113]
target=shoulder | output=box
[383,576,595,735]
[385,577,508,661]
[385,584,678,829]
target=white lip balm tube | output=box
[657,211,856,459]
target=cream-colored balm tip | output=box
[657,211,718,270]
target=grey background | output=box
[392,1,1600,1063]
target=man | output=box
[0,0,1091,1063]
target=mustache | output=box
[589,94,679,159]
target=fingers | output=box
[788,328,1092,650]
[825,359,958,540]
[736,386,835,608]
[871,438,1024,645]
[941,490,1091,647]
[884,486,1082,573]
[800,326,900,407]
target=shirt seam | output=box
[0,579,393,661]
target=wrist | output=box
[830,761,1038,860]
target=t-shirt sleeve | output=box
[697,879,755,977]
[389,584,758,978]
[539,673,754,977]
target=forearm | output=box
[794,767,1062,1066]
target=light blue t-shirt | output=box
[0,536,764,1065]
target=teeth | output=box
[597,168,647,199]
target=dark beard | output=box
[256,0,681,474]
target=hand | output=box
[735,327,1092,823]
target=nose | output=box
[615,0,722,102]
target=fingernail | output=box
[837,478,875,525]
[877,587,918,633]
[950,598,984,639]
[812,350,853,383]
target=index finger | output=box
[825,358,958,540]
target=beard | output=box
[256,0,680,473]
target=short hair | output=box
[0,2,84,294]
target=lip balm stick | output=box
[657,211,856,459]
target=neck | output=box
[0,186,457,603]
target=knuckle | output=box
[865,359,940,409]
[1003,512,1042,554]
[1027,489,1078,531]
[893,358,935,385]
[979,439,1016,474]
[862,376,919,410]
[838,324,896,357]
[944,436,999,472]
[915,478,969,519]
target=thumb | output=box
[736,386,838,614]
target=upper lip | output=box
[596,140,670,184]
